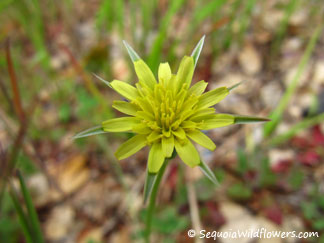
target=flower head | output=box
[75,36,269,175]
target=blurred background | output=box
[0,0,324,242]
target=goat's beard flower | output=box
[103,55,234,173]
[75,37,269,175]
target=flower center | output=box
[134,82,199,139]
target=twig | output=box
[0,77,14,113]
[186,174,204,243]
[5,40,25,123]
[59,43,107,107]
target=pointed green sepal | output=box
[92,73,112,88]
[72,125,107,139]
[143,170,157,205]
[198,160,219,185]
[191,35,205,67]
[228,81,245,92]
[123,40,141,62]
[234,116,271,124]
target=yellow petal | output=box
[112,101,139,116]
[181,120,197,129]
[158,62,172,85]
[188,80,208,96]
[190,108,215,121]
[175,138,200,167]
[176,56,194,90]
[172,127,186,140]
[147,131,162,143]
[197,87,229,108]
[198,114,234,130]
[111,80,140,101]
[115,134,147,160]
[187,130,216,151]
[132,123,152,134]
[102,117,139,132]
[148,142,165,173]
[134,59,157,89]
[162,135,174,157]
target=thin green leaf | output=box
[198,160,219,185]
[123,40,141,62]
[191,35,205,67]
[192,0,226,25]
[18,171,44,243]
[92,73,112,88]
[269,113,324,146]
[264,21,323,137]
[9,187,33,243]
[234,115,271,124]
[143,170,157,205]
[72,125,107,140]
[146,0,184,73]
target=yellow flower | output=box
[74,36,269,175]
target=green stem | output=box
[145,159,169,243]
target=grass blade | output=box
[264,22,324,137]
[17,171,44,243]
[146,0,184,73]
[9,185,33,243]
[269,113,324,146]
[192,0,226,26]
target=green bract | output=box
[74,36,270,175]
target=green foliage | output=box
[141,207,189,235]
[0,191,20,243]
[16,153,37,175]
[264,21,324,137]
[288,168,304,190]
[9,172,44,243]
[8,0,50,67]
[146,0,184,73]
[269,113,324,145]
[191,0,226,26]
[58,103,71,123]
[195,176,218,201]
[301,185,324,231]
[76,88,99,119]
[227,182,252,201]
[96,0,124,35]
[236,148,249,175]
[259,158,277,187]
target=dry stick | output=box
[5,40,25,123]
[1,42,64,203]
[187,177,204,243]
[3,39,28,178]
[0,78,14,113]
[59,43,107,107]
